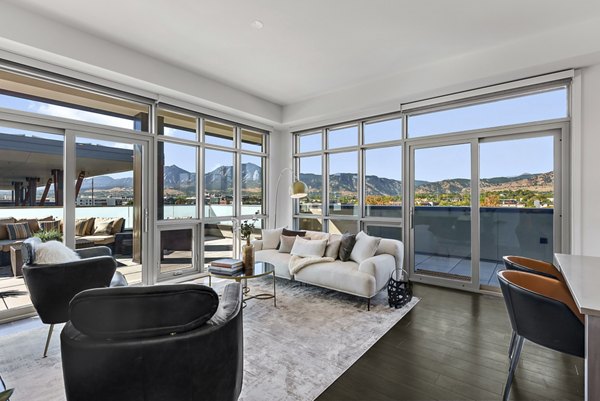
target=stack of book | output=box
[208,258,243,275]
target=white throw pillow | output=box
[261,228,284,249]
[35,241,81,265]
[324,234,342,259]
[290,236,328,258]
[305,231,330,241]
[350,231,381,263]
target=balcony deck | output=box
[415,253,504,287]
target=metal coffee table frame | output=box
[208,261,276,307]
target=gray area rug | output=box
[0,277,418,401]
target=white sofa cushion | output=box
[291,236,327,258]
[255,249,292,279]
[350,231,381,263]
[261,228,283,249]
[294,260,377,298]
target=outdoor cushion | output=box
[0,217,16,240]
[6,222,32,240]
[93,221,114,236]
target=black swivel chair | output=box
[502,255,564,359]
[21,239,118,357]
[498,270,584,401]
[61,282,243,401]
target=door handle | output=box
[143,208,149,233]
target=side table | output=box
[9,245,23,277]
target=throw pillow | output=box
[6,222,32,240]
[34,241,81,265]
[290,236,327,258]
[306,231,329,241]
[281,228,306,237]
[16,218,41,234]
[325,234,342,259]
[338,233,357,262]
[0,217,16,240]
[278,235,307,253]
[93,220,114,236]
[261,228,283,249]
[350,231,382,264]
[39,220,61,232]
[75,219,90,236]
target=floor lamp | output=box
[273,167,308,228]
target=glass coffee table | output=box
[208,261,276,307]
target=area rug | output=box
[0,277,418,401]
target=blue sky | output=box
[1,87,565,183]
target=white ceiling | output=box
[6,0,600,106]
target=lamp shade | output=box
[290,180,308,199]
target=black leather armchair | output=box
[498,270,584,401]
[21,239,118,357]
[61,282,243,401]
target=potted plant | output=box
[33,229,63,243]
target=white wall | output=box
[268,129,293,229]
[577,64,600,256]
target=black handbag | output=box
[387,268,412,309]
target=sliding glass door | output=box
[409,130,563,291]
[410,141,475,288]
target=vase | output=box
[242,239,255,270]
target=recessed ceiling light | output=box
[250,20,264,30]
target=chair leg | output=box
[503,335,524,401]
[43,324,54,358]
[367,298,371,311]
[508,330,517,359]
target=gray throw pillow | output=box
[338,233,356,262]
[278,235,306,253]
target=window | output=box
[408,87,568,138]
[298,156,322,215]
[0,69,150,131]
[329,152,358,216]
[204,120,234,147]
[365,146,402,217]
[299,132,322,153]
[241,154,264,216]
[328,125,358,149]
[204,149,234,217]
[157,142,197,220]
[241,129,265,152]
[364,118,402,144]
[158,108,197,141]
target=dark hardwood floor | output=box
[317,283,584,401]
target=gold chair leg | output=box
[43,324,54,358]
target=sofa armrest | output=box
[375,239,404,270]
[358,254,396,292]
[251,239,263,251]
[76,246,113,259]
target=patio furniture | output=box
[498,270,584,401]
[22,239,117,357]
[9,245,22,277]
[61,282,243,401]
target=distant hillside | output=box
[80,166,553,196]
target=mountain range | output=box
[80,164,553,195]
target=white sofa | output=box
[253,230,404,308]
